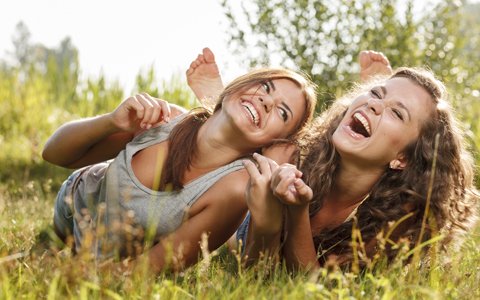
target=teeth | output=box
[242,102,259,126]
[353,112,371,136]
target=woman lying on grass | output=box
[42,64,317,273]
[189,49,479,270]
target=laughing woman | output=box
[187,49,478,269]
[242,66,479,269]
[42,67,317,273]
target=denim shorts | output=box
[236,212,251,254]
[53,171,81,239]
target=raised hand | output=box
[243,153,284,234]
[270,164,313,207]
[110,93,172,132]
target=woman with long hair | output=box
[188,48,478,269]
[43,65,317,273]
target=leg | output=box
[186,47,224,105]
[359,50,393,82]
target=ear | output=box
[389,154,407,170]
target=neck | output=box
[328,159,384,207]
[192,112,255,169]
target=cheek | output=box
[386,128,417,152]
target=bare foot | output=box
[359,50,393,82]
[186,47,224,106]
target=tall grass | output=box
[0,57,479,298]
[1,183,479,298]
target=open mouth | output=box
[242,101,260,126]
[349,112,371,137]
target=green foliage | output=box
[0,22,196,188]
[221,0,480,184]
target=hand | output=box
[270,164,313,207]
[243,153,284,234]
[110,93,172,132]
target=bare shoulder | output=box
[206,169,249,204]
[188,169,249,217]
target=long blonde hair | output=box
[163,68,317,190]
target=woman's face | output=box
[333,77,434,169]
[222,78,307,147]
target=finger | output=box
[273,173,297,198]
[243,159,261,179]
[273,180,298,205]
[271,164,301,189]
[124,96,145,120]
[267,158,279,175]
[142,93,162,126]
[253,153,272,178]
[156,98,171,122]
[293,178,313,203]
[135,94,154,129]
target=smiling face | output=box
[332,77,435,169]
[222,78,307,147]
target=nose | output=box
[259,94,274,112]
[367,98,384,115]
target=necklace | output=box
[344,193,370,222]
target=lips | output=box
[348,112,371,138]
[241,101,260,127]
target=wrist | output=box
[286,203,309,218]
[249,213,283,236]
[104,112,127,133]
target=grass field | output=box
[0,178,479,299]
[1,63,479,299]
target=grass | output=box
[1,179,479,299]
[1,57,479,299]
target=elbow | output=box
[41,143,54,164]
[41,142,72,168]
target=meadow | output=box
[1,50,480,298]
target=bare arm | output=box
[241,154,284,265]
[138,172,249,273]
[42,94,187,168]
[270,164,319,271]
[283,206,320,271]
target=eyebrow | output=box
[381,86,412,121]
[268,80,276,91]
[270,80,293,119]
[281,101,293,119]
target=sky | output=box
[0,0,245,93]
[2,0,479,95]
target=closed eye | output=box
[370,88,382,99]
[279,107,288,121]
[392,108,404,121]
[262,82,271,93]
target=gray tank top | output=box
[71,113,245,256]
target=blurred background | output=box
[0,0,479,190]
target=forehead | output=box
[385,77,434,123]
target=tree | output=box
[220,0,477,111]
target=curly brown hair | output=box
[300,67,479,265]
